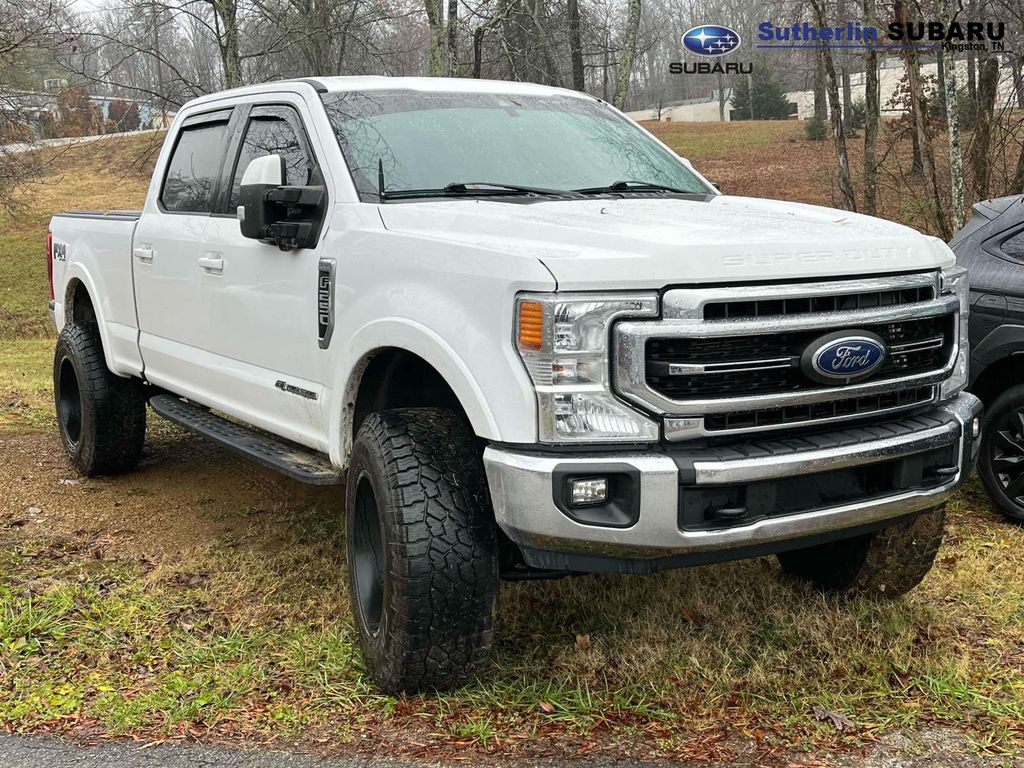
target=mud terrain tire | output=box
[777,507,945,597]
[53,321,146,476]
[345,408,499,693]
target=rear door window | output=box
[161,118,231,213]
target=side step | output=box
[149,394,343,485]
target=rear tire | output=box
[777,507,945,597]
[977,384,1024,523]
[345,408,499,693]
[53,321,146,476]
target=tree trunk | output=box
[902,0,949,238]
[717,71,725,120]
[942,0,964,231]
[810,0,856,210]
[1012,56,1024,109]
[1011,140,1024,194]
[567,0,584,91]
[212,0,242,88]
[971,55,999,200]
[813,50,826,119]
[446,0,458,76]
[612,0,641,110]
[424,0,447,76]
[529,0,561,86]
[862,0,879,214]
[967,49,976,101]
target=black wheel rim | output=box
[990,408,1024,504]
[57,357,83,447]
[352,474,385,636]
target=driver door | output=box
[199,102,329,448]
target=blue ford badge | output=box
[682,25,742,57]
[802,331,886,384]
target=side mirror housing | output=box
[238,154,324,249]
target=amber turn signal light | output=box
[517,300,544,351]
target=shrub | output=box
[805,115,828,140]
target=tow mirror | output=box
[238,154,325,250]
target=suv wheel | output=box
[977,384,1024,522]
[53,321,146,476]
[345,408,499,693]
[777,507,945,596]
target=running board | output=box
[149,394,343,485]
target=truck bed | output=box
[49,209,143,377]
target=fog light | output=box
[570,478,608,506]
[972,416,981,439]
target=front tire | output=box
[777,507,945,597]
[345,408,499,693]
[977,384,1024,522]
[53,321,146,476]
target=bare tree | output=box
[862,0,879,214]
[809,0,856,211]
[612,0,640,109]
[942,0,964,230]
[0,0,71,210]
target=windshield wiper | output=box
[378,176,570,201]
[573,180,699,195]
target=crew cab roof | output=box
[182,76,597,112]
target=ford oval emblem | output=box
[801,331,887,384]
[682,25,742,57]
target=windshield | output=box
[322,90,710,200]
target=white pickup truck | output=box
[48,76,981,693]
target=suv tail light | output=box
[46,231,54,300]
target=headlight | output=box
[515,293,659,442]
[940,265,969,400]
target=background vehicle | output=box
[951,195,1024,522]
[48,77,980,693]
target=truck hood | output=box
[378,195,953,290]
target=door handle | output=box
[198,254,224,273]
[133,247,154,263]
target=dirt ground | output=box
[1,426,339,561]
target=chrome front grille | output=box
[613,272,958,441]
[645,314,953,400]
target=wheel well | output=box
[352,349,469,438]
[970,355,1024,406]
[65,280,97,324]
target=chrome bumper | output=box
[483,392,982,567]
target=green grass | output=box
[0,488,1022,757]
[0,339,53,431]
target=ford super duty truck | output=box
[48,76,981,693]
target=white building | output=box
[628,59,1021,122]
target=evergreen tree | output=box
[730,62,793,120]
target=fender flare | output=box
[61,264,121,375]
[327,318,502,467]
[972,324,1024,375]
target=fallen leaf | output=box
[538,701,555,714]
[58,478,82,486]
[575,634,592,649]
[812,704,854,731]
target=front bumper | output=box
[483,392,982,573]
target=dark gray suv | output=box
[953,194,1024,522]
